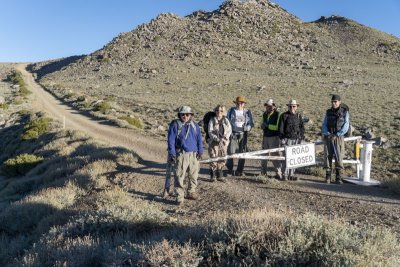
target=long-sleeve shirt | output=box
[167,120,204,156]
[322,108,350,137]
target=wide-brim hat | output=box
[177,106,194,114]
[233,96,246,104]
[286,99,299,106]
[264,98,275,106]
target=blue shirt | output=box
[167,120,204,156]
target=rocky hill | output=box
[30,0,400,180]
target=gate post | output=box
[360,141,374,182]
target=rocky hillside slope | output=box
[30,0,400,181]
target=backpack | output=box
[174,119,197,141]
[202,111,215,141]
[341,103,352,137]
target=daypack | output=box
[202,111,215,141]
[341,103,352,137]
[173,119,197,141]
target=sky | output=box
[0,0,399,62]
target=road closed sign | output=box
[285,143,316,169]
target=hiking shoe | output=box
[186,192,199,200]
[282,175,288,181]
[292,176,299,181]
[325,178,331,184]
[235,172,244,177]
[162,190,170,199]
[335,179,343,185]
[225,170,234,177]
[176,197,184,205]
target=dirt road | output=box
[19,64,400,232]
[17,64,166,163]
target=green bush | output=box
[21,117,52,140]
[93,101,112,113]
[118,116,143,129]
[2,153,44,176]
[0,103,9,109]
[9,71,31,97]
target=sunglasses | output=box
[181,113,191,117]
[290,105,297,108]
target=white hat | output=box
[264,98,275,106]
[178,106,194,114]
[287,99,299,106]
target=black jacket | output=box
[279,111,305,140]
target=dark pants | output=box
[226,132,247,173]
[324,136,345,171]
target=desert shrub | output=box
[9,70,31,97]
[2,153,44,176]
[73,159,116,189]
[0,182,82,235]
[93,101,112,113]
[140,239,202,267]
[21,117,52,140]
[0,103,9,109]
[202,211,400,266]
[12,98,24,105]
[297,166,325,177]
[76,95,86,102]
[254,175,280,184]
[118,115,143,129]
[17,109,30,115]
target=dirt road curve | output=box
[17,64,166,163]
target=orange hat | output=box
[233,96,246,104]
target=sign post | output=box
[285,143,316,169]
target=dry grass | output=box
[140,239,202,267]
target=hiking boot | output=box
[282,175,288,181]
[186,192,199,200]
[225,170,234,177]
[176,197,184,205]
[325,170,332,184]
[292,176,299,181]
[210,169,216,182]
[335,169,343,184]
[162,190,170,199]
[235,171,243,177]
[217,169,223,179]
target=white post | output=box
[361,141,374,182]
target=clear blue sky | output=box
[1,0,399,62]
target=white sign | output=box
[285,143,315,169]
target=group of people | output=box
[167,94,350,205]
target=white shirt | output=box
[234,110,245,132]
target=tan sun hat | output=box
[287,99,299,106]
[233,96,246,104]
[264,98,275,106]
[178,106,194,114]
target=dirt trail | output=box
[18,64,400,232]
[17,64,165,163]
